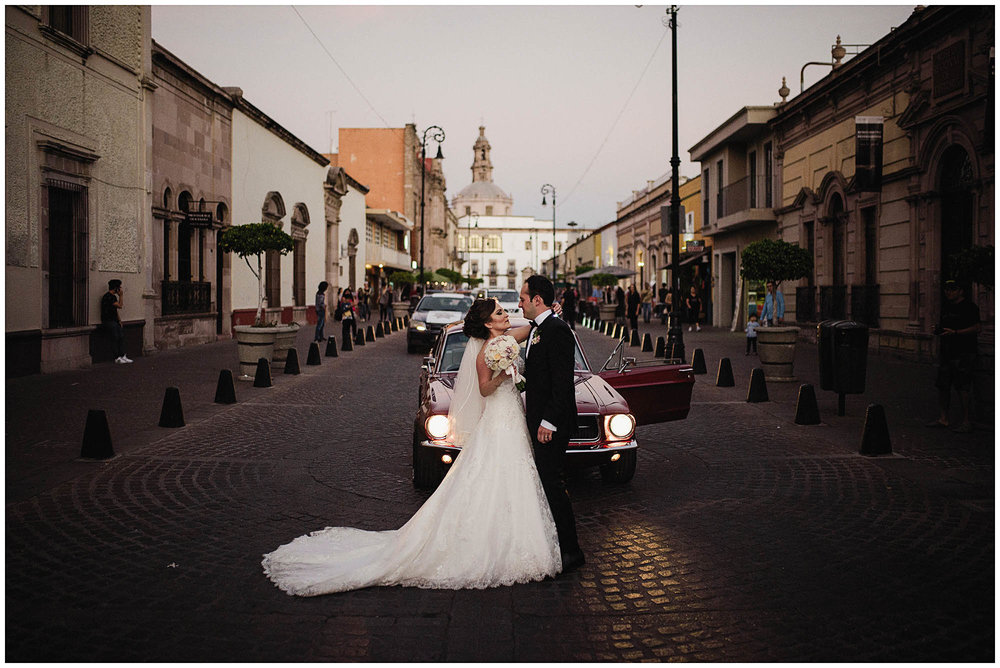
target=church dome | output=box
[456,181,511,201]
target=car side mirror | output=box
[620,356,636,373]
[422,356,435,372]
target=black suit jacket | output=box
[525,314,578,439]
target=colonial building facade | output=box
[6,5,153,374]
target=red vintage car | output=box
[412,317,695,489]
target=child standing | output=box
[745,313,760,355]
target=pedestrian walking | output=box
[745,312,760,355]
[101,279,132,364]
[379,286,393,322]
[338,288,357,342]
[685,286,701,332]
[357,284,370,322]
[927,280,981,433]
[626,284,640,331]
[760,281,784,326]
[640,283,653,323]
[314,281,329,342]
[615,285,626,325]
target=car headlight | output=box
[425,414,450,440]
[412,323,427,331]
[605,413,635,440]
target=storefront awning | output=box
[366,208,413,231]
[575,265,637,279]
[679,249,710,267]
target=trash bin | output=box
[817,320,844,391]
[832,321,869,394]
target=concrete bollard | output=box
[306,342,322,366]
[253,357,272,387]
[630,329,641,347]
[326,336,339,357]
[341,332,354,352]
[214,369,237,404]
[692,348,707,375]
[365,325,376,342]
[642,333,653,352]
[669,343,685,363]
[716,358,735,387]
[355,329,366,346]
[284,347,301,375]
[654,336,666,358]
[794,384,821,425]
[860,403,892,456]
[81,409,115,459]
[747,368,769,402]
[158,387,185,427]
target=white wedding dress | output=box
[262,337,561,596]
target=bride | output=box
[262,298,561,595]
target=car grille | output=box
[572,415,600,442]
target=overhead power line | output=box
[560,25,670,208]
[290,6,391,128]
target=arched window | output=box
[485,234,502,252]
[261,192,286,308]
[290,203,309,306]
[177,191,193,282]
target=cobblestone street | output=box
[5,319,994,661]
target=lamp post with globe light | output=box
[419,125,445,294]
[664,5,685,361]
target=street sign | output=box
[185,211,214,227]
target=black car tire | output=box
[599,449,637,484]
[412,427,441,489]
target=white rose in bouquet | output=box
[483,335,526,392]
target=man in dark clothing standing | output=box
[561,285,577,330]
[101,279,131,364]
[927,280,981,433]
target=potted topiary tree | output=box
[436,267,463,289]
[389,270,416,319]
[740,238,813,381]
[219,222,296,379]
[590,273,620,323]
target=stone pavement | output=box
[5,316,994,661]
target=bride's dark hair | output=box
[462,298,497,339]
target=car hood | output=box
[426,372,629,415]
[419,310,465,325]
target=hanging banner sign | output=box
[855,116,884,191]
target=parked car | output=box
[475,288,522,317]
[412,317,695,488]
[406,293,475,354]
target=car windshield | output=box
[490,290,519,304]
[418,296,474,313]
[437,330,590,373]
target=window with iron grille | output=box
[46,182,88,328]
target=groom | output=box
[519,275,586,573]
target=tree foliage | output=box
[435,267,464,285]
[589,273,619,288]
[740,238,812,286]
[219,223,293,263]
[947,245,994,288]
[388,270,416,286]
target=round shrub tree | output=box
[740,238,813,288]
[219,223,294,325]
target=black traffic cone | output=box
[254,357,272,387]
[794,384,821,425]
[80,409,114,459]
[355,329,366,346]
[630,329,641,347]
[654,336,666,358]
[158,387,185,427]
[375,321,385,338]
[307,342,322,366]
[716,358,735,387]
[692,348,707,375]
[342,331,354,351]
[214,369,237,404]
[284,347,301,374]
[365,325,375,342]
[860,403,892,456]
[747,368,769,402]
[642,333,653,352]
[326,336,339,357]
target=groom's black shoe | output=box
[560,550,586,573]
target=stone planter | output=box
[757,326,800,381]
[272,323,300,364]
[233,325,277,380]
[599,303,617,322]
[392,302,411,319]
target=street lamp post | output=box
[419,125,445,294]
[665,5,685,361]
[466,212,478,288]
[541,184,556,282]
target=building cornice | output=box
[225,87,330,168]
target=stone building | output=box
[150,41,233,349]
[689,106,778,329]
[769,4,993,368]
[6,5,153,374]
[450,126,514,217]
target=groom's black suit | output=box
[525,311,583,563]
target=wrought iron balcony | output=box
[162,280,211,315]
[720,174,775,217]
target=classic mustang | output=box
[412,317,695,489]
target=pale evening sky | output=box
[151,4,917,230]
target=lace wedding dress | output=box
[262,337,561,596]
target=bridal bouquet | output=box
[483,335,526,392]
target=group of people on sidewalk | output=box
[589,282,706,333]
[312,281,398,345]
